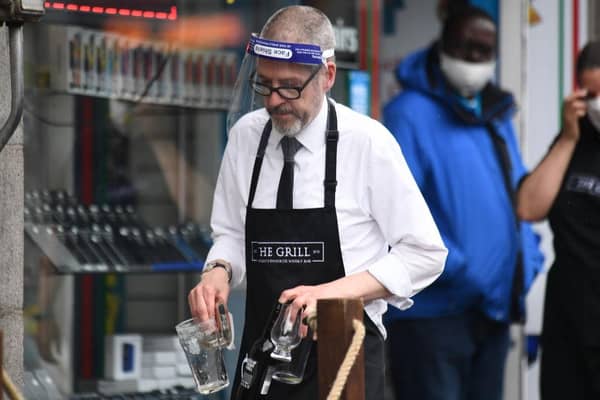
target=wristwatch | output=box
[202,260,232,283]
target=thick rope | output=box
[2,369,24,400]
[326,319,365,400]
[305,313,366,400]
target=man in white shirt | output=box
[187,5,447,399]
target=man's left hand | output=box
[278,283,337,338]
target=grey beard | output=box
[273,118,303,136]
[269,106,304,136]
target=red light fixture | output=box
[44,2,178,20]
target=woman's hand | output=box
[561,89,588,142]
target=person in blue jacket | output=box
[382,5,544,400]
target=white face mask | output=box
[439,52,496,97]
[587,96,600,131]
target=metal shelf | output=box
[25,223,205,274]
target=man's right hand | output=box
[188,266,231,322]
[561,89,588,142]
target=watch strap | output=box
[203,261,232,283]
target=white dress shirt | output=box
[207,97,447,336]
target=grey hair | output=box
[260,5,336,54]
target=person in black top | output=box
[517,40,600,400]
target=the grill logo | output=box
[251,241,325,264]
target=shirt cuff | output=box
[367,256,414,310]
[206,238,245,287]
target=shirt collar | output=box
[454,92,482,117]
[269,96,330,154]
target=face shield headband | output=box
[226,34,334,133]
[247,35,334,65]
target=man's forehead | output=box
[460,17,496,39]
[471,18,495,33]
[256,59,311,75]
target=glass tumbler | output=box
[175,318,229,395]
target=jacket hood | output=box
[395,43,516,124]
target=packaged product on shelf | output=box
[142,44,156,100]
[133,43,145,99]
[205,51,218,107]
[107,34,120,98]
[153,43,168,102]
[193,51,206,107]
[142,351,177,366]
[104,334,143,381]
[224,51,238,107]
[48,25,84,94]
[119,37,134,98]
[67,28,83,91]
[167,47,182,103]
[183,50,195,105]
[95,33,108,95]
[142,365,177,379]
[82,30,97,94]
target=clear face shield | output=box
[226,34,334,133]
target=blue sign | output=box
[348,70,370,115]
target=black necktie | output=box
[276,136,301,209]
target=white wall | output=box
[379,0,440,106]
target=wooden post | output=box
[317,299,365,400]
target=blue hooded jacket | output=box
[383,44,544,323]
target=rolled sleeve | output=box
[369,240,447,310]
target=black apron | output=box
[231,100,384,399]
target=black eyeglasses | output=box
[249,66,322,100]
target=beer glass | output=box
[175,318,229,394]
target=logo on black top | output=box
[566,174,600,198]
[251,241,325,264]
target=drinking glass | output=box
[215,300,234,349]
[272,329,313,384]
[175,318,229,394]
[270,302,302,362]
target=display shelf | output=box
[45,24,238,110]
[25,223,206,274]
[24,190,211,274]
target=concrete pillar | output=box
[0,24,24,388]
